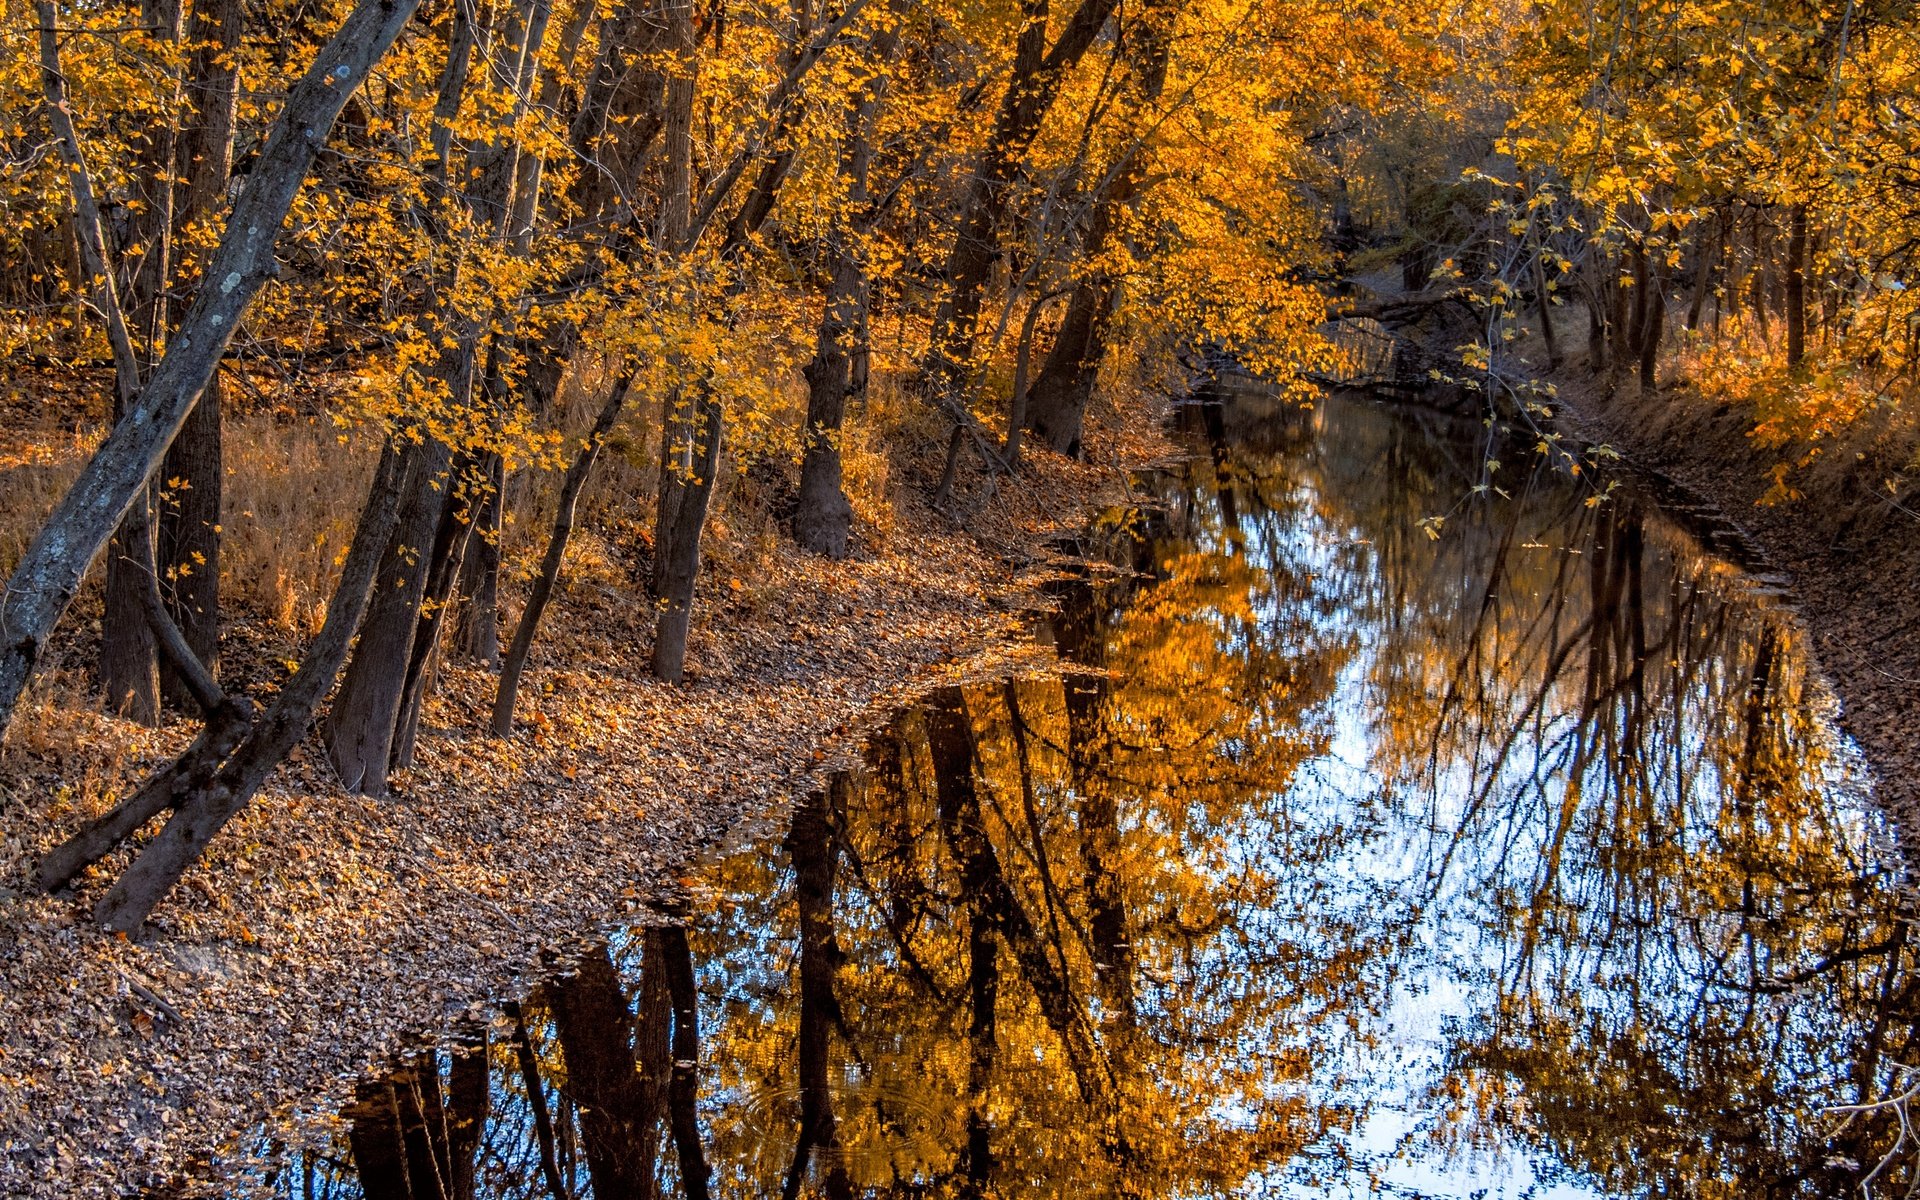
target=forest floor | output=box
[0,383,1180,1198]
[1536,326,1920,850]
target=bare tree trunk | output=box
[100,0,188,726]
[1586,274,1607,374]
[325,435,453,794]
[793,88,887,559]
[1639,264,1665,396]
[1532,245,1561,368]
[453,454,503,665]
[1686,210,1720,332]
[100,497,162,723]
[35,543,252,893]
[1606,254,1631,394]
[793,266,861,556]
[0,0,428,746]
[1023,279,1111,458]
[644,0,719,684]
[329,0,553,787]
[1626,239,1650,363]
[650,393,723,682]
[494,372,634,734]
[156,0,244,707]
[36,0,161,724]
[391,466,479,769]
[1002,291,1053,470]
[1785,203,1808,366]
[932,423,966,509]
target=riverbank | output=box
[1542,339,1920,846]
[0,396,1180,1198]
[1339,273,1920,846]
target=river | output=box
[223,388,1911,1199]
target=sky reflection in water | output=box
[259,391,1909,1200]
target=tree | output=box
[0,0,427,746]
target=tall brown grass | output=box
[0,412,379,636]
[0,339,935,670]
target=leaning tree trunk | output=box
[921,0,1123,426]
[0,0,428,747]
[391,465,480,769]
[493,372,634,733]
[1020,0,1171,459]
[1023,279,1113,459]
[88,437,410,933]
[924,0,1055,391]
[34,509,252,894]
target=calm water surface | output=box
[243,392,1912,1199]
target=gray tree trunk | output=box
[324,436,453,793]
[0,0,428,746]
[158,0,246,707]
[91,438,411,933]
[493,373,633,734]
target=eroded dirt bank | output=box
[0,417,1176,1199]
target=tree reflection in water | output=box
[263,392,1910,1200]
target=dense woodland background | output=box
[0,0,1917,934]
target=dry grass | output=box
[0,403,380,638]
[0,429,94,574]
[219,417,382,633]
